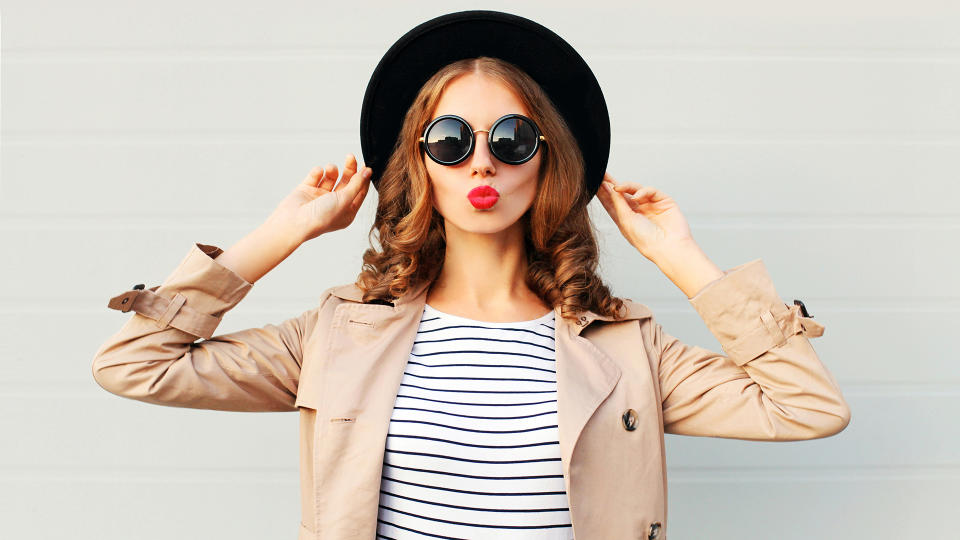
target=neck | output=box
[426,217,544,314]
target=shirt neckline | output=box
[423,303,555,327]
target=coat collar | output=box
[325,279,653,335]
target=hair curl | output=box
[355,56,627,324]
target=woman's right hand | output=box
[266,154,373,247]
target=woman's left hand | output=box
[595,172,695,262]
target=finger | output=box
[339,165,372,202]
[350,174,371,210]
[596,184,621,225]
[302,165,327,188]
[339,154,358,188]
[601,180,634,218]
[333,161,354,191]
[603,172,620,191]
[604,175,659,206]
[614,186,671,215]
[611,182,646,196]
[598,173,622,199]
[618,185,658,208]
[318,163,338,192]
[615,183,667,204]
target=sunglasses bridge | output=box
[470,128,546,142]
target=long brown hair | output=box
[356,56,627,323]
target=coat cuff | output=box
[163,242,254,315]
[687,258,824,366]
[106,243,253,339]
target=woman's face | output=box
[425,72,541,235]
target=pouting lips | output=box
[467,185,500,209]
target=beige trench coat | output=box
[92,242,850,540]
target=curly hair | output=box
[355,56,627,324]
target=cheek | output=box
[424,164,440,193]
[426,169,456,209]
[521,180,538,208]
[518,163,542,200]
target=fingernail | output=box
[362,167,372,179]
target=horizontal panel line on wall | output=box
[4,298,960,314]
[2,382,957,398]
[1,216,959,230]
[3,298,957,312]
[2,131,356,143]
[669,464,960,474]
[834,383,960,397]
[1,465,956,484]
[0,303,316,315]
[6,48,960,63]
[667,467,960,483]
[0,469,298,484]
[6,132,960,144]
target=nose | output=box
[469,130,495,178]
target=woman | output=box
[93,10,850,540]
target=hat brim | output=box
[360,10,610,199]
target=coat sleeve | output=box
[91,242,328,412]
[656,258,851,441]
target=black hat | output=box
[359,10,610,199]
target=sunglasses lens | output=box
[425,118,471,163]
[491,117,539,163]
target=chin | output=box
[447,207,524,234]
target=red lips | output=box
[467,185,500,209]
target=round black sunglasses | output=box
[419,113,546,166]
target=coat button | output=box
[648,521,662,539]
[621,408,638,431]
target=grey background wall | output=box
[1,1,957,538]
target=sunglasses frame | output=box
[418,113,546,166]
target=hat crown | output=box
[360,10,610,198]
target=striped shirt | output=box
[375,303,574,540]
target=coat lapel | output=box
[554,299,653,495]
[554,315,621,495]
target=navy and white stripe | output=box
[376,303,573,540]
